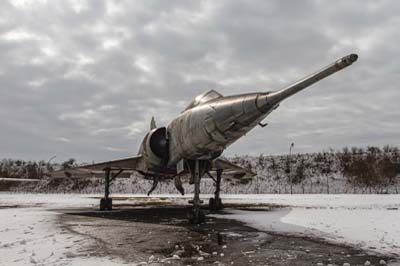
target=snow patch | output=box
[212,194,400,259]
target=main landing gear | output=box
[207,169,224,211]
[186,161,225,223]
[187,160,208,224]
[99,168,123,211]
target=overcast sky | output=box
[0,0,399,162]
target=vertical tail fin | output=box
[150,116,157,130]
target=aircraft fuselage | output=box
[138,54,358,173]
[167,92,270,164]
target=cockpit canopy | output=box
[184,90,223,111]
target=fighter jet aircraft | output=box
[50,53,358,223]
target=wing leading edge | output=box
[46,155,254,182]
[46,155,143,179]
[210,158,256,183]
[79,155,143,171]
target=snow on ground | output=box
[0,193,126,266]
[213,194,400,259]
[1,193,399,265]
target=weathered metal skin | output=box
[67,53,358,219]
[256,53,359,111]
[140,54,358,170]
[167,93,268,164]
[76,53,358,221]
[137,127,173,175]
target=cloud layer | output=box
[1,0,399,162]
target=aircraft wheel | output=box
[209,198,215,210]
[100,198,113,210]
[100,198,106,210]
[209,198,223,211]
[188,209,205,224]
[215,198,224,210]
[106,198,113,210]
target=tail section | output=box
[150,116,157,130]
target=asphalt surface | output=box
[60,204,393,266]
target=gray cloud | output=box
[0,0,399,162]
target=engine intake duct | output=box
[149,127,169,159]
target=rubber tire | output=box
[215,198,224,210]
[209,198,224,211]
[100,198,107,210]
[188,209,205,224]
[100,198,113,210]
[106,198,113,210]
[209,198,215,210]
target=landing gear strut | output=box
[187,160,207,224]
[208,169,224,211]
[99,168,123,211]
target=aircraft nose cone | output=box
[342,53,358,65]
[349,53,358,62]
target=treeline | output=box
[0,159,49,179]
[339,146,400,192]
[0,158,77,179]
[230,145,400,194]
[1,146,400,194]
